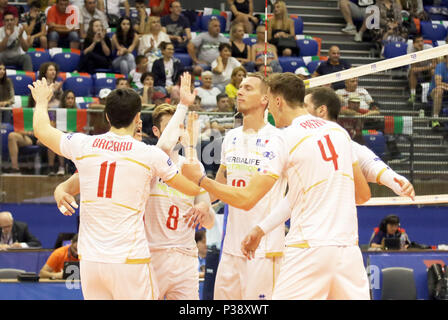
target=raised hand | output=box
[28,78,54,108]
[179,72,197,106]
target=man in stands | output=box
[428,55,448,130]
[0,0,18,27]
[311,45,351,90]
[47,0,81,49]
[149,0,175,17]
[79,0,109,39]
[0,211,42,249]
[161,1,191,51]
[39,234,79,279]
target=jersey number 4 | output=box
[317,135,339,170]
[97,161,116,198]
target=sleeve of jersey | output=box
[150,146,179,183]
[59,133,87,161]
[258,196,292,235]
[219,134,228,167]
[258,135,286,180]
[156,103,188,152]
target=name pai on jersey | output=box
[92,138,133,152]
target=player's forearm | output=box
[258,196,291,235]
[58,173,81,196]
[33,105,64,155]
[156,103,188,153]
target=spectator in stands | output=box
[47,0,81,49]
[252,25,282,73]
[39,234,79,279]
[230,22,254,72]
[139,71,156,106]
[31,62,63,109]
[257,64,274,75]
[408,35,436,104]
[129,55,149,89]
[161,1,191,52]
[0,211,42,249]
[21,1,47,49]
[79,18,112,73]
[0,0,18,28]
[195,229,207,279]
[367,0,404,45]
[428,55,448,130]
[196,70,221,111]
[0,61,14,108]
[336,77,375,111]
[138,15,171,70]
[98,0,130,21]
[312,45,351,90]
[339,0,372,36]
[111,17,138,75]
[225,65,246,108]
[228,0,258,34]
[6,128,38,174]
[79,0,109,40]
[152,41,183,96]
[149,0,175,17]
[213,92,233,113]
[369,214,410,250]
[211,42,241,92]
[187,17,230,75]
[0,12,33,71]
[294,66,311,81]
[88,88,110,134]
[115,77,131,89]
[133,0,149,34]
[267,0,298,57]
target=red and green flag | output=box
[56,109,87,132]
[384,116,413,135]
[13,108,33,132]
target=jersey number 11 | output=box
[97,161,117,198]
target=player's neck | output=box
[283,107,309,127]
[109,126,134,137]
[242,112,266,132]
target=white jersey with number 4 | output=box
[60,132,178,264]
[259,115,359,248]
[221,124,287,258]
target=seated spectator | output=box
[129,55,149,89]
[211,43,241,92]
[115,77,131,89]
[294,66,311,81]
[259,64,274,75]
[161,1,191,52]
[196,71,221,111]
[225,65,246,107]
[47,0,80,49]
[31,62,63,109]
[187,17,230,75]
[267,0,298,57]
[428,55,448,130]
[335,77,374,111]
[339,0,371,37]
[0,0,18,27]
[39,234,79,279]
[98,0,130,22]
[209,93,235,133]
[189,95,213,138]
[367,0,404,45]
[111,17,138,75]
[228,0,258,34]
[139,71,156,106]
[149,0,175,17]
[21,1,47,49]
[79,0,109,40]
[251,25,282,73]
[312,45,351,90]
[138,15,171,70]
[0,12,33,71]
[213,93,233,113]
[0,61,14,109]
[133,0,149,34]
[230,22,254,72]
[0,211,42,249]
[88,88,111,134]
[79,18,112,74]
[195,229,207,279]
[369,214,410,250]
[6,129,38,174]
[152,41,183,96]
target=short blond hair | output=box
[152,104,176,129]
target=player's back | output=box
[280,115,358,247]
[60,132,178,264]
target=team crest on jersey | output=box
[262,151,275,160]
[256,139,269,147]
[167,158,172,166]
[66,133,75,140]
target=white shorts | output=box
[80,260,158,300]
[273,246,370,300]
[214,253,282,300]
[151,247,199,300]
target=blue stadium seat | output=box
[194,79,202,87]
[420,22,447,41]
[52,52,81,72]
[363,132,386,159]
[293,16,304,35]
[383,41,408,59]
[306,60,322,74]
[278,57,305,73]
[92,75,117,96]
[27,50,51,72]
[297,39,319,57]
[63,76,93,97]
[174,53,192,67]
[8,74,33,96]
[200,15,226,33]
[243,37,257,46]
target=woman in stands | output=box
[251,25,282,73]
[211,43,241,92]
[112,17,139,75]
[152,41,184,96]
[227,0,259,34]
[138,16,171,70]
[195,71,221,111]
[267,0,298,57]
[225,66,246,108]
[79,19,113,74]
[0,61,15,109]
[229,22,255,72]
[30,62,63,109]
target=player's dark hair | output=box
[105,89,142,129]
[267,72,305,107]
[305,86,341,121]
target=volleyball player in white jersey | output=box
[30,77,200,300]
[304,86,415,199]
[210,73,287,300]
[182,72,372,299]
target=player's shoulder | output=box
[223,126,243,140]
